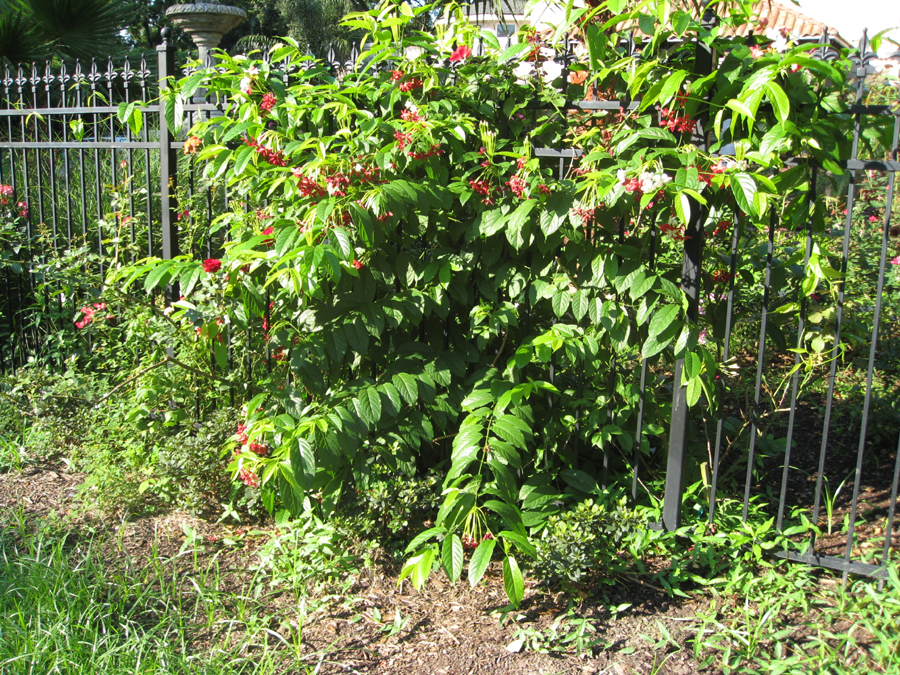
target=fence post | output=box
[661,10,716,532]
[157,27,179,286]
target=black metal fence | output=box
[0,25,897,584]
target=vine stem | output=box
[93,355,237,407]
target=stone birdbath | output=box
[165,1,248,65]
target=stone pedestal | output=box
[165,3,248,65]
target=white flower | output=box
[163,306,174,316]
[247,66,259,76]
[239,76,253,96]
[638,171,672,193]
[404,100,418,112]
[617,169,628,183]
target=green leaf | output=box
[731,173,758,217]
[647,304,680,341]
[393,373,418,405]
[442,534,464,583]
[503,556,525,607]
[560,468,597,494]
[144,261,176,292]
[498,42,530,63]
[685,377,702,407]
[354,387,382,426]
[497,530,535,557]
[764,81,790,123]
[551,290,570,318]
[399,547,435,591]
[658,69,688,106]
[571,291,590,321]
[405,526,446,554]
[468,537,496,587]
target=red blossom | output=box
[238,468,259,488]
[259,92,277,112]
[394,129,414,150]
[398,78,423,92]
[203,258,222,273]
[449,44,472,62]
[352,259,363,270]
[401,108,424,123]
[506,174,527,199]
[389,69,404,82]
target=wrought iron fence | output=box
[0,24,897,585]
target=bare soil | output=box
[0,459,713,675]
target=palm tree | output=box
[0,0,128,64]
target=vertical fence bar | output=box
[809,35,869,554]
[158,29,180,279]
[707,216,741,525]
[743,211,776,523]
[776,167,817,532]
[662,18,714,531]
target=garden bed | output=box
[2,458,897,675]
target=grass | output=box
[0,512,309,675]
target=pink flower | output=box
[449,45,472,62]
[750,45,764,59]
[238,468,259,488]
[890,256,900,266]
[868,215,878,223]
[203,258,222,273]
[262,226,274,246]
[74,305,96,329]
[398,78,423,92]
[259,92,277,112]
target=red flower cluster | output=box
[469,178,497,204]
[400,108,424,123]
[659,107,697,133]
[259,92,277,112]
[506,174,528,199]
[203,258,221,273]
[376,211,393,223]
[394,130,414,150]
[398,78,423,92]
[294,174,326,199]
[711,269,734,283]
[349,162,382,184]
[325,172,351,196]
[243,136,286,166]
[74,302,110,330]
[573,206,596,225]
[622,177,643,194]
[239,468,259,488]
[660,223,688,241]
[449,44,472,62]
[462,532,494,550]
[352,259,363,270]
[408,144,445,160]
[389,69,404,82]
[236,423,249,444]
[538,184,551,195]
[712,221,731,237]
[262,226,274,246]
